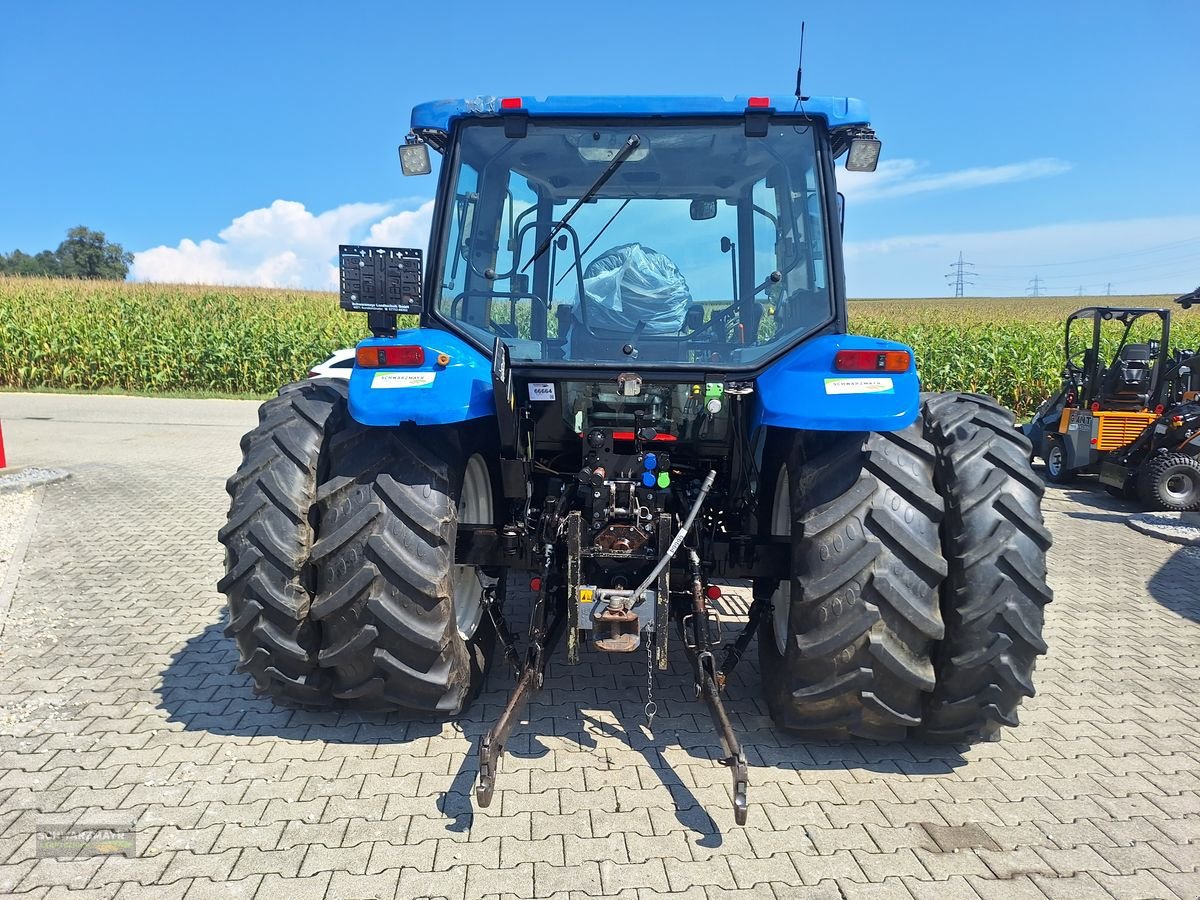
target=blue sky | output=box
[2,1,1198,297]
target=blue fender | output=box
[752,333,920,433]
[348,330,496,427]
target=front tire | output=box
[919,393,1052,743]
[1139,453,1200,511]
[757,423,947,741]
[309,424,496,714]
[1044,436,1075,484]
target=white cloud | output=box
[844,215,1200,297]
[365,201,435,249]
[131,199,433,290]
[839,157,1071,203]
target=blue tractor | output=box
[219,95,1052,824]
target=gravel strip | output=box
[1127,510,1200,545]
[0,486,39,637]
[0,466,70,492]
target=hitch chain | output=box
[644,632,657,730]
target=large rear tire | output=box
[310,423,496,714]
[217,379,348,706]
[757,422,948,741]
[918,393,1052,743]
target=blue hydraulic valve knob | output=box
[642,471,657,487]
[644,453,658,470]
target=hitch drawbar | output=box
[684,549,749,825]
[475,471,752,825]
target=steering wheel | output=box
[688,304,739,342]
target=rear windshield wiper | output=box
[522,134,641,273]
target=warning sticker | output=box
[371,371,435,389]
[528,382,556,401]
[823,377,895,395]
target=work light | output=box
[845,137,882,172]
[398,137,431,176]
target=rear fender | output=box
[348,330,496,426]
[752,333,920,433]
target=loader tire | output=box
[1139,453,1200,511]
[918,393,1052,743]
[1043,436,1076,484]
[310,423,496,714]
[757,420,948,741]
[217,379,348,706]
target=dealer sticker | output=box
[528,382,556,401]
[371,371,435,389]
[823,377,895,395]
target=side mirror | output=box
[685,305,706,331]
[720,236,732,253]
[398,139,432,176]
[844,137,881,172]
[689,198,717,221]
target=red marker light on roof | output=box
[747,97,771,108]
[500,97,523,109]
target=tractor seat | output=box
[1100,343,1154,409]
[1119,343,1151,363]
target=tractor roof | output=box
[411,95,869,134]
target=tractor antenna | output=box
[794,22,807,105]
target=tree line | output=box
[0,226,133,280]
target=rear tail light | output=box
[356,345,425,368]
[834,349,911,373]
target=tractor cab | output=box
[398,96,879,374]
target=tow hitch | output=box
[682,549,749,825]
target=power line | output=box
[944,251,975,297]
[1027,275,1044,297]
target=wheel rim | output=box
[452,454,493,641]
[1047,444,1064,477]
[1163,471,1197,503]
[770,468,792,657]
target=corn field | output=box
[1,276,1195,414]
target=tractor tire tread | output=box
[309,423,479,715]
[759,420,947,741]
[918,392,1052,744]
[218,378,348,707]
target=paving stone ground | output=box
[0,391,1197,900]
